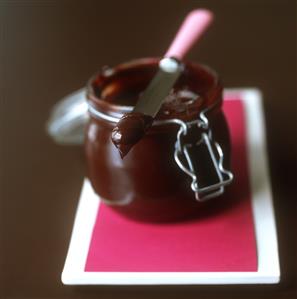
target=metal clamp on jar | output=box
[172,109,233,201]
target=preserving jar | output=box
[85,58,233,222]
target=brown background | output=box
[1,0,296,298]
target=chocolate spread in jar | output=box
[90,59,220,159]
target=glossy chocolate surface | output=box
[88,58,222,121]
[111,112,153,158]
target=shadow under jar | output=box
[85,58,233,222]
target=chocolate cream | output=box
[111,112,153,158]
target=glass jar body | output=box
[85,58,231,222]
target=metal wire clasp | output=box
[174,110,234,202]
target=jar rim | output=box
[87,57,222,122]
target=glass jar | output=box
[85,58,233,222]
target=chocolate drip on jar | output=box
[111,112,153,158]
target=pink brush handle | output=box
[165,9,213,60]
